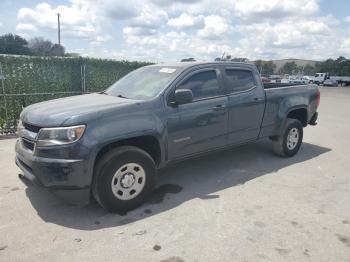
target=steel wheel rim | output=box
[286,127,299,150]
[111,163,146,200]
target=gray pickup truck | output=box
[15,62,319,213]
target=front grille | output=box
[22,138,35,151]
[22,122,42,133]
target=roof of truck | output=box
[147,61,256,70]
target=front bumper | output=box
[15,139,91,205]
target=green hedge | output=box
[0,55,150,134]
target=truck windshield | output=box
[105,66,180,100]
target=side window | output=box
[179,70,220,100]
[225,69,256,93]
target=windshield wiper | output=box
[117,94,129,99]
[100,91,128,99]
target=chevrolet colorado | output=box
[15,62,320,212]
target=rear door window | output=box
[225,69,256,93]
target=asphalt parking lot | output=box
[0,87,350,262]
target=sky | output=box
[0,0,350,62]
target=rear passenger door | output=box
[166,68,229,160]
[223,67,265,145]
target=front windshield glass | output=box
[105,66,180,100]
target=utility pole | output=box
[57,13,61,46]
[221,52,226,61]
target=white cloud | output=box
[151,0,202,7]
[339,38,350,54]
[90,34,112,46]
[15,1,120,50]
[345,16,350,23]
[231,0,319,20]
[167,13,204,29]
[17,2,100,39]
[123,26,157,36]
[16,23,38,32]
[0,22,3,28]
[233,17,342,60]
[122,5,170,47]
[129,6,168,29]
[14,0,350,61]
[120,24,237,62]
[71,0,140,20]
[197,15,230,39]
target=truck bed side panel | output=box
[259,85,318,138]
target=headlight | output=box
[36,125,86,147]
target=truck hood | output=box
[21,93,138,127]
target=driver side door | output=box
[166,68,229,160]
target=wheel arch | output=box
[93,135,163,170]
[286,107,308,127]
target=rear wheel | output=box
[272,118,303,157]
[92,146,156,213]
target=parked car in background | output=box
[261,76,271,83]
[281,78,290,83]
[281,76,310,84]
[269,75,281,83]
[323,78,338,86]
[290,76,309,84]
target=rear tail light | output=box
[316,89,320,108]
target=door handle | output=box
[212,105,226,111]
[252,97,263,102]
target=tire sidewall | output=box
[95,148,156,213]
[282,120,303,157]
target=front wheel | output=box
[92,146,156,213]
[272,118,303,157]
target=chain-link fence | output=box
[0,55,150,134]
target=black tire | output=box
[92,146,156,213]
[272,118,303,157]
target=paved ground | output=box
[1,87,350,262]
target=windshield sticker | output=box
[159,68,176,74]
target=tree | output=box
[262,61,276,75]
[49,44,65,56]
[254,60,263,72]
[29,38,65,56]
[337,58,350,76]
[279,62,298,75]
[29,37,54,56]
[214,56,249,62]
[254,60,276,75]
[0,34,31,55]
[231,57,249,62]
[303,64,315,75]
[336,56,347,63]
[315,56,350,76]
[181,58,196,62]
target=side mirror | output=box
[173,89,193,105]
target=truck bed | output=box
[259,83,318,138]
